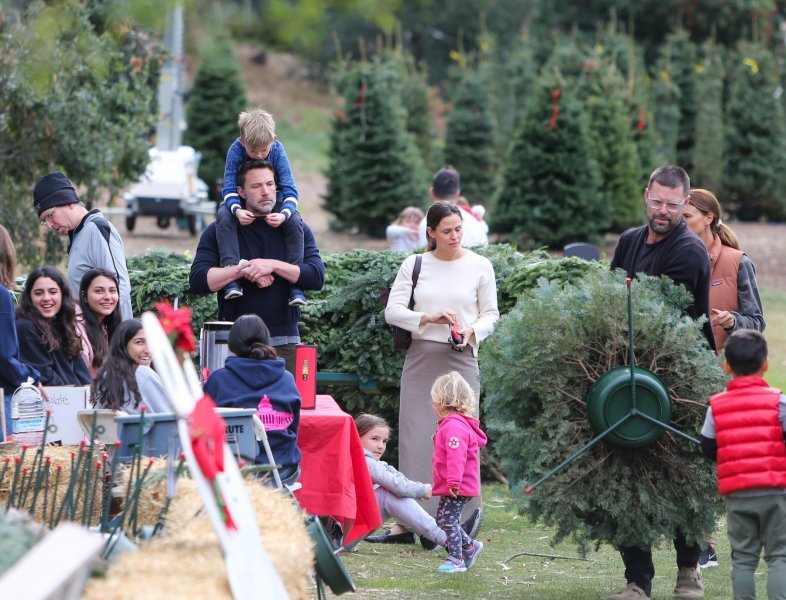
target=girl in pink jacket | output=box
[431,371,487,573]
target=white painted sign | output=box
[45,386,89,445]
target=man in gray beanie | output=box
[34,171,133,320]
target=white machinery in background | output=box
[117,3,213,236]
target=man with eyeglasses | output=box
[33,171,132,320]
[607,165,714,600]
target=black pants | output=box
[620,535,700,596]
[275,343,297,378]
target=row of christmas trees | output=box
[324,25,786,248]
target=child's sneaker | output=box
[436,557,467,573]
[463,540,484,569]
[288,288,306,307]
[224,281,243,300]
[224,260,248,300]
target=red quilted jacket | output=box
[711,376,786,495]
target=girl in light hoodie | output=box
[431,371,487,573]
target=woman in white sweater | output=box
[385,201,499,528]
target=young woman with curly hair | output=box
[15,266,91,386]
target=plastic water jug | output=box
[11,379,46,446]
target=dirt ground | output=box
[117,49,786,292]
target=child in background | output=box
[355,413,448,550]
[218,107,306,306]
[386,206,424,252]
[700,329,786,599]
[431,371,487,573]
[471,204,489,237]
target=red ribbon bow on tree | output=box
[548,87,561,130]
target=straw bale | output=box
[116,457,170,527]
[0,445,103,526]
[83,479,314,599]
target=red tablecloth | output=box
[294,395,381,543]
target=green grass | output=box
[760,286,786,389]
[336,291,786,598]
[338,484,744,599]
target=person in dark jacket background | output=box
[203,314,301,485]
[607,165,711,600]
[0,225,41,440]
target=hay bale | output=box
[83,479,313,599]
[0,445,103,526]
[116,457,170,528]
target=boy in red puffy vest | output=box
[701,329,786,599]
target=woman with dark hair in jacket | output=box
[77,268,122,378]
[91,318,169,414]
[203,314,301,485]
[15,266,91,386]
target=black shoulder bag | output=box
[379,255,422,351]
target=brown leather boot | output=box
[673,566,704,599]
[606,582,650,599]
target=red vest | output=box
[711,376,786,495]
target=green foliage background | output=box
[127,251,217,337]
[183,39,247,200]
[0,0,160,265]
[323,59,428,236]
[723,43,786,220]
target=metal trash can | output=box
[200,321,234,375]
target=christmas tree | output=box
[444,69,498,205]
[598,25,664,183]
[492,68,607,247]
[690,46,725,192]
[481,270,726,551]
[505,30,539,133]
[323,60,427,236]
[651,63,681,165]
[183,40,247,201]
[723,44,786,219]
[664,30,700,172]
[386,52,434,172]
[586,64,642,232]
